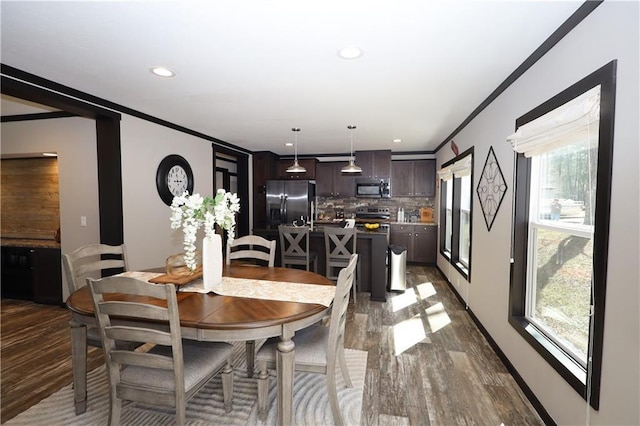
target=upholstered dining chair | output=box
[226,234,276,267]
[255,253,358,426]
[63,243,130,349]
[278,224,317,272]
[225,234,276,378]
[87,275,234,426]
[324,226,361,302]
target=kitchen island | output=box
[253,226,389,302]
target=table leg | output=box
[70,320,88,414]
[276,334,295,426]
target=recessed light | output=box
[338,46,363,60]
[285,142,293,147]
[393,139,402,143]
[150,66,176,77]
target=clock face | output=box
[168,165,189,196]
[156,155,194,205]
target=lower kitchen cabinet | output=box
[1,246,62,305]
[389,223,437,264]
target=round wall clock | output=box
[156,154,194,206]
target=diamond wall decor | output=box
[476,146,507,232]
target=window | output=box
[438,149,473,279]
[508,61,616,409]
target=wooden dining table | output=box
[66,264,335,426]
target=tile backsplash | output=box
[315,196,434,222]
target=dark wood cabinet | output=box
[389,223,437,264]
[252,152,279,229]
[315,162,355,197]
[412,225,437,264]
[391,159,436,197]
[356,150,391,179]
[276,158,317,179]
[1,246,62,304]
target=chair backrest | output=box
[87,276,185,409]
[324,226,357,262]
[226,235,276,267]
[278,225,311,263]
[63,243,129,294]
[327,254,358,355]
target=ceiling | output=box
[1,1,583,156]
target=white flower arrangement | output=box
[170,189,240,271]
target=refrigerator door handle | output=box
[282,194,288,224]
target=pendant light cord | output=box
[292,127,300,162]
[348,125,356,161]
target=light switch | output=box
[81,216,87,227]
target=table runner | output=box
[120,271,335,307]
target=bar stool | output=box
[278,225,317,272]
[324,226,360,302]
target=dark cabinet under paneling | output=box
[1,246,62,305]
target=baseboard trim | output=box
[434,265,556,426]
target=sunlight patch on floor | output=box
[416,281,437,300]
[425,302,451,333]
[392,313,427,355]
[391,288,418,312]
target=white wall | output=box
[435,2,639,425]
[1,117,100,301]
[120,116,215,271]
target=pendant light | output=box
[341,125,362,173]
[286,127,307,173]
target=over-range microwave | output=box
[355,178,391,198]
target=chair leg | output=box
[337,345,353,388]
[109,390,122,426]
[257,360,270,421]
[326,357,344,426]
[222,359,234,413]
[176,397,186,426]
[245,340,255,378]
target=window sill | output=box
[509,316,588,400]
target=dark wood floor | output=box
[1,265,543,425]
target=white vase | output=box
[203,233,223,291]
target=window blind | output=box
[507,85,600,157]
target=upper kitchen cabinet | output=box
[356,150,391,179]
[391,159,436,197]
[316,162,355,197]
[276,158,317,179]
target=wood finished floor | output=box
[1,265,543,425]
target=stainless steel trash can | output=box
[388,245,407,292]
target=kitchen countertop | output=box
[390,221,437,226]
[1,238,61,249]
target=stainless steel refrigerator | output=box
[266,180,315,229]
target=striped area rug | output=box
[6,342,367,425]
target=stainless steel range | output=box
[355,207,391,231]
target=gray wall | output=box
[435,2,639,424]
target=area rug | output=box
[6,342,366,425]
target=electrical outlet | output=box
[81,216,87,227]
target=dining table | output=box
[66,264,336,426]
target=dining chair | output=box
[324,226,361,302]
[63,243,131,349]
[226,234,276,267]
[87,275,234,426]
[278,224,317,272]
[225,234,276,378]
[255,253,358,426]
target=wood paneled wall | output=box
[1,158,60,240]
